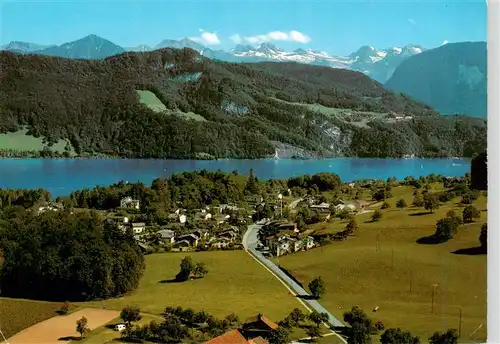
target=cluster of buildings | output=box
[108,198,247,252]
[259,220,315,257]
[205,314,278,344]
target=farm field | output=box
[0,298,62,339]
[276,186,487,342]
[0,128,73,153]
[6,308,118,344]
[81,250,301,322]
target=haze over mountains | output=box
[1,34,424,83]
[386,42,487,119]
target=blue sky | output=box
[1,0,487,55]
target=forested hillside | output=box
[0,48,486,158]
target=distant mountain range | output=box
[0,34,425,83]
[386,42,487,119]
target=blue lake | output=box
[0,158,470,197]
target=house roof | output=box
[177,233,199,241]
[158,229,175,238]
[243,314,279,330]
[132,222,146,227]
[249,337,268,344]
[204,329,250,344]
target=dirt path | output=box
[8,308,119,344]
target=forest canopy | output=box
[0,48,486,159]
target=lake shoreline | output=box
[0,157,471,198]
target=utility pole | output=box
[431,284,438,314]
[459,308,463,339]
[409,268,413,292]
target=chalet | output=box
[303,236,315,250]
[195,212,212,221]
[173,240,191,250]
[158,229,175,243]
[131,222,146,234]
[204,329,266,344]
[36,202,63,215]
[241,314,278,340]
[107,216,130,231]
[192,229,210,240]
[210,237,231,249]
[175,233,199,247]
[310,202,331,212]
[120,197,140,210]
[168,213,187,224]
[217,230,238,242]
[213,214,230,225]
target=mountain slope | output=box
[385,42,487,119]
[33,34,125,59]
[0,48,486,159]
[1,41,55,54]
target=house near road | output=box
[264,234,315,257]
[241,313,278,340]
[204,313,277,344]
[120,197,140,210]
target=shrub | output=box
[372,210,382,222]
[396,199,407,208]
[381,201,390,209]
[462,205,481,223]
[434,218,460,242]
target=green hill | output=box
[0,48,486,159]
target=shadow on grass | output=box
[416,235,443,245]
[409,212,432,217]
[278,266,305,289]
[58,336,81,341]
[159,279,181,284]
[297,294,317,300]
[452,247,486,255]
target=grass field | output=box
[0,128,74,153]
[136,90,168,112]
[79,314,162,344]
[80,251,301,322]
[276,186,487,343]
[0,298,62,339]
[136,90,207,121]
[270,98,388,128]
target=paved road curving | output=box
[242,222,345,329]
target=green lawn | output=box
[0,298,62,338]
[276,187,487,343]
[136,90,206,121]
[80,251,301,322]
[0,128,74,153]
[136,90,167,112]
[78,314,162,344]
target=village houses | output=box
[120,196,140,210]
